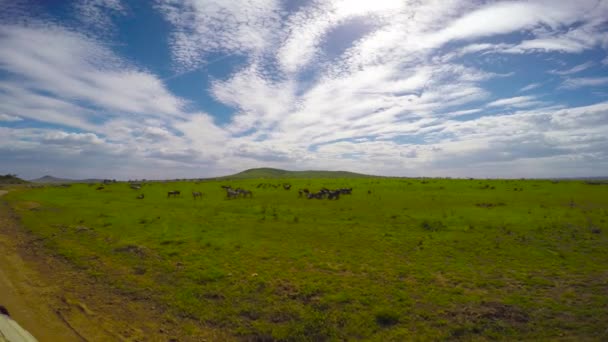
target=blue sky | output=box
[1,0,608,179]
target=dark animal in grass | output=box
[298,189,310,198]
[136,194,144,199]
[167,190,181,198]
[192,191,203,199]
[96,186,104,190]
[307,192,324,199]
[328,190,340,200]
[283,183,292,190]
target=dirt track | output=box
[0,190,85,341]
[0,190,224,341]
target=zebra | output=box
[192,191,203,199]
[226,188,240,199]
[238,189,253,198]
[167,190,181,198]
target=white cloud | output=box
[549,61,595,75]
[0,24,185,118]
[560,77,608,89]
[519,83,542,92]
[73,0,126,34]
[3,1,608,179]
[42,131,105,146]
[486,96,544,108]
[0,113,22,122]
[156,0,283,71]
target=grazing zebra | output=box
[192,191,203,199]
[225,188,239,199]
[283,183,292,190]
[239,189,253,198]
[167,190,181,198]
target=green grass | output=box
[5,178,608,340]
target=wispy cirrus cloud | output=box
[560,77,608,89]
[0,113,22,122]
[519,83,543,92]
[486,96,545,108]
[73,0,126,34]
[155,0,283,71]
[549,61,595,75]
[0,24,185,119]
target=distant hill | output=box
[0,174,28,184]
[216,168,375,179]
[30,175,103,184]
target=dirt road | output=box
[0,190,224,341]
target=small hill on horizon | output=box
[214,167,376,180]
[0,174,28,184]
[30,175,103,184]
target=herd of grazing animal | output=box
[257,182,292,190]
[222,185,253,199]
[95,182,353,202]
[298,187,352,200]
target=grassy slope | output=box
[5,178,608,340]
[215,167,374,180]
[0,174,28,184]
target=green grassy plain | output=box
[5,178,608,340]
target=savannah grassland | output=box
[4,176,608,341]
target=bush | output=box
[375,309,400,327]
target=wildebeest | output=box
[283,183,292,190]
[192,191,203,199]
[136,194,144,199]
[167,190,181,198]
[298,189,310,198]
[96,186,104,190]
[327,190,340,200]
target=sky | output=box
[1,0,608,180]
